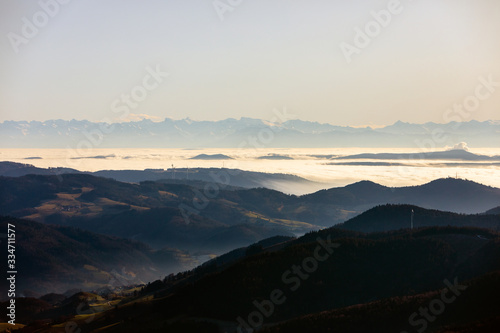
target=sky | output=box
[1,0,499,126]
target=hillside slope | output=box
[0,216,196,295]
[338,204,500,233]
[37,224,500,332]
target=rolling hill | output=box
[332,149,500,161]
[0,173,314,253]
[2,173,500,257]
[484,206,500,215]
[259,271,500,333]
[16,222,499,332]
[0,216,196,296]
[0,161,317,191]
[337,204,500,233]
[301,178,500,215]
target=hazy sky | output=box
[1,0,499,126]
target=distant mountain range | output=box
[1,118,499,147]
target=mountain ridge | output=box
[33,224,499,332]
[0,216,197,296]
[5,203,500,331]
[2,118,499,147]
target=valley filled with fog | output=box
[2,147,500,194]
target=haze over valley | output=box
[2,0,500,331]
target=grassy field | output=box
[22,189,150,222]
[0,323,26,332]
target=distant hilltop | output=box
[189,154,233,160]
[332,148,500,161]
[0,118,499,148]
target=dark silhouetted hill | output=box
[337,204,500,233]
[484,206,500,215]
[0,216,195,295]
[0,162,316,191]
[302,178,500,215]
[40,223,500,332]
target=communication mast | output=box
[411,209,414,230]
